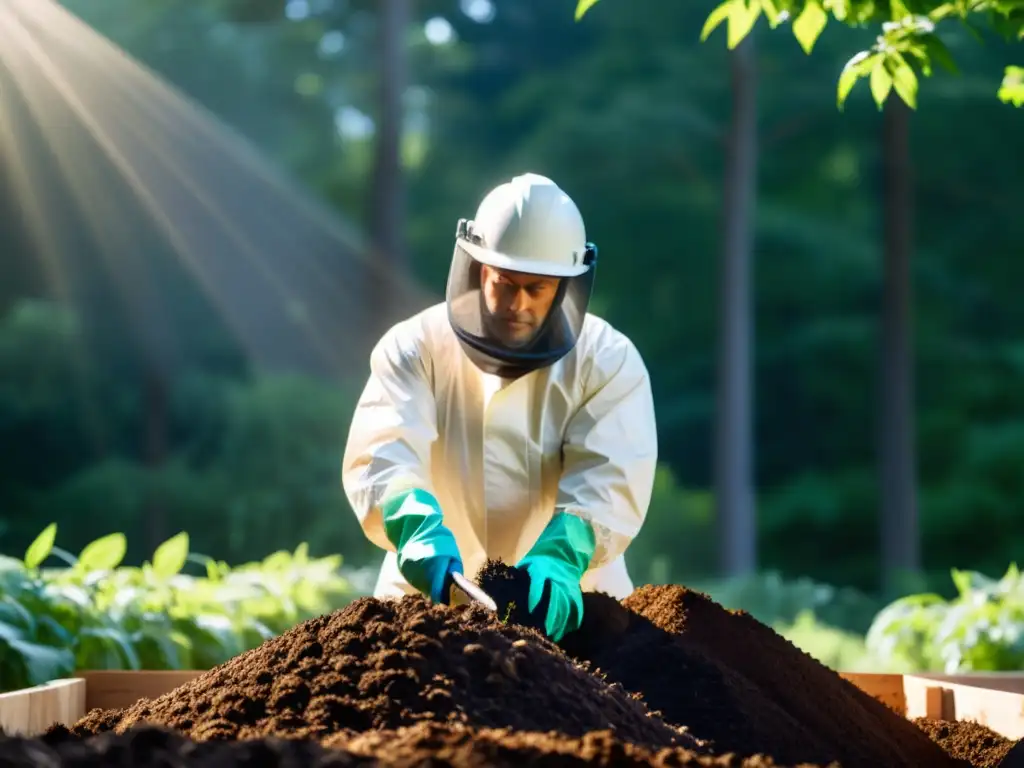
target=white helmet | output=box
[446,173,599,377]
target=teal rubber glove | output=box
[515,512,596,642]
[380,488,463,604]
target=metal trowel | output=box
[449,571,498,612]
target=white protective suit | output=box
[341,302,658,600]
[342,172,658,602]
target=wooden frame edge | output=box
[0,678,86,737]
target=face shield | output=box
[446,218,598,379]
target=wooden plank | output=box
[837,672,1024,739]
[909,672,1024,695]
[840,672,906,714]
[904,674,1024,739]
[0,678,86,737]
[79,670,204,712]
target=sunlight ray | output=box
[0,0,434,379]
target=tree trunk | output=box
[370,0,409,333]
[715,34,758,577]
[143,366,168,553]
[879,96,919,596]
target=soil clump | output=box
[913,718,1015,768]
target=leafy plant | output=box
[866,564,1024,672]
[0,524,356,692]
[576,0,1024,110]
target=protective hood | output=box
[446,220,598,378]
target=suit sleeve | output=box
[556,335,658,570]
[341,322,438,552]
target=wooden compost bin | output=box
[3,670,1024,742]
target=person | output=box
[341,172,657,643]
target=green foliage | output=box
[0,525,355,693]
[0,298,376,571]
[775,610,906,671]
[575,0,1023,109]
[695,569,884,634]
[866,564,1024,672]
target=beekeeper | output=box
[342,172,657,642]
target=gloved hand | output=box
[381,488,463,604]
[516,512,596,642]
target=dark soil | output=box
[999,740,1024,768]
[1,559,1018,767]
[913,718,1015,768]
[67,593,689,749]
[477,561,962,768]
[18,722,807,767]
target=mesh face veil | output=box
[446,174,598,378]
[446,216,598,378]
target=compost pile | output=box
[1,560,1018,767]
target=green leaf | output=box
[837,51,877,109]
[174,614,243,669]
[35,615,73,647]
[870,58,893,108]
[261,550,292,572]
[152,532,189,579]
[0,596,36,635]
[701,0,735,41]
[760,0,785,27]
[950,568,974,597]
[825,0,851,22]
[998,65,1024,107]
[999,562,1021,591]
[0,636,76,687]
[25,523,57,570]
[0,618,28,644]
[891,58,919,108]
[728,0,762,48]
[205,558,223,582]
[793,0,828,54]
[132,622,193,670]
[77,533,127,572]
[76,626,141,670]
[574,0,601,21]
[889,0,916,16]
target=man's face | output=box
[480,264,560,347]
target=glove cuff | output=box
[381,488,462,601]
[524,512,596,578]
[380,488,442,551]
